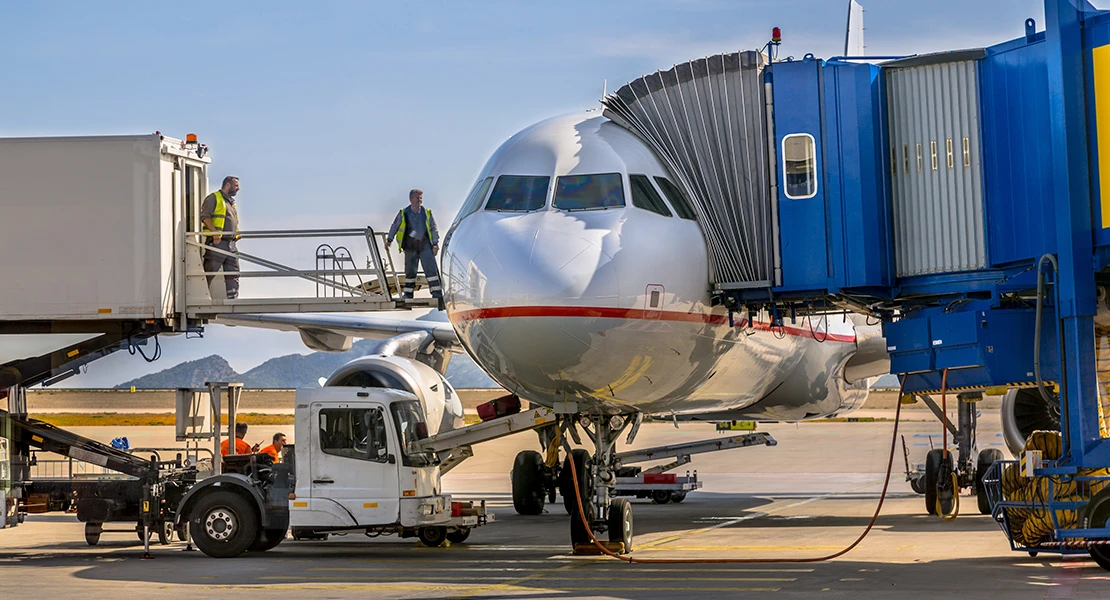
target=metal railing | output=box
[185,227,395,299]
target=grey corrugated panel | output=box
[602,51,774,286]
[886,59,986,277]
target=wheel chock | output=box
[573,541,626,555]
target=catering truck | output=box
[4,387,491,557]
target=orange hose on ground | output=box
[565,379,907,564]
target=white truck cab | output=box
[293,388,451,530]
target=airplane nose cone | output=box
[443,212,621,395]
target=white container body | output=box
[0,135,196,321]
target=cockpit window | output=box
[485,175,550,211]
[455,177,494,224]
[553,173,624,211]
[654,177,697,221]
[629,175,672,217]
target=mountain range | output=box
[116,339,499,389]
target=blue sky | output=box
[1,0,1052,386]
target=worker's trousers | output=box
[403,246,441,299]
[204,242,240,300]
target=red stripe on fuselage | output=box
[449,306,857,343]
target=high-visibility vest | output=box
[395,207,433,244]
[204,191,240,240]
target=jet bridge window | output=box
[782,134,817,199]
[319,407,389,462]
[629,175,672,217]
[653,177,697,220]
[553,173,624,211]
[485,175,550,211]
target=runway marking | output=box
[636,477,886,551]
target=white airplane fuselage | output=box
[442,113,868,420]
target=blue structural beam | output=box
[1044,0,1108,468]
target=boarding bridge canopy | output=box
[601,51,778,290]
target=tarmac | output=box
[2,411,1109,599]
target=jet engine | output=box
[324,355,465,437]
[1000,388,1061,457]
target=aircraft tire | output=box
[560,449,591,515]
[512,450,546,515]
[608,498,633,553]
[925,449,952,516]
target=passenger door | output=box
[308,402,400,525]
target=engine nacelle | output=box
[324,355,465,436]
[1000,388,1061,457]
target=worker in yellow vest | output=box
[200,176,242,300]
[386,189,442,301]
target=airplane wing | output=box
[216,313,460,352]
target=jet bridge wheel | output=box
[975,449,1004,515]
[512,450,547,515]
[1080,488,1110,571]
[84,522,102,546]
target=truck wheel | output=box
[976,448,1004,515]
[189,490,259,558]
[1081,488,1110,571]
[651,490,671,504]
[560,449,591,515]
[84,522,102,546]
[418,526,447,547]
[175,524,188,542]
[157,521,174,545]
[669,491,687,504]
[249,528,287,552]
[608,498,633,553]
[512,450,546,515]
[446,527,471,544]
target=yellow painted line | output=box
[637,545,842,552]
[307,566,814,573]
[261,575,794,582]
[201,585,780,593]
[450,562,582,599]
[1095,44,1110,228]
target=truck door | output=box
[309,402,400,525]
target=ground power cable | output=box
[564,378,907,564]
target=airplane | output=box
[211,2,903,552]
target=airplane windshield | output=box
[630,175,672,217]
[654,177,697,220]
[485,175,549,211]
[390,400,438,468]
[553,173,624,211]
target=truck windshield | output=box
[390,400,438,467]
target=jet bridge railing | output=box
[183,227,436,317]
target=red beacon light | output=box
[771,27,782,44]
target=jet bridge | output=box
[0,133,432,390]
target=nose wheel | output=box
[563,413,635,555]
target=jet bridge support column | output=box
[1045,0,1110,468]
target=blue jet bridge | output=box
[601,0,1110,566]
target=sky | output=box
[1,0,1054,387]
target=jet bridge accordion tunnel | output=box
[603,1,1110,475]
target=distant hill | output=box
[117,355,239,389]
[870,373,898,389]
[116,339,499,389]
